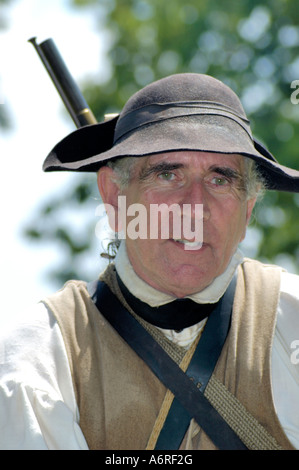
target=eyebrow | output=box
[139,161,242,180]
[209,166,243,180]
[138,162,185,181]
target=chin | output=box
[163,273,214,298]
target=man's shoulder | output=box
[241,257,299,302]
[42,279,95,314]
[241,257,299,282]
[45,279,88,298]
[43,263,114,306]
[241,257,284,271]
[41,275,114,336]
[239,257,285,284]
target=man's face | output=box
[99,151,256,298]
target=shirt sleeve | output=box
[0,303,89,450]
[271,271,299,449]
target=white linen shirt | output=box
[0,246,299,450]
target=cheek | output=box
[229,204,250,243]
[125,235,162,283]
[211,199,248,240]
[123,183,162,208]
[139,179,186,203]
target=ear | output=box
[97,166,122,232]
[97,166,120,206]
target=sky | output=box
[0,0,107,324]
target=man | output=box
[1,73,299,450]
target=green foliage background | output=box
[25,0,299,286]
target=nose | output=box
[182,179,211,220]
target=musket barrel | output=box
[28,37,97,128]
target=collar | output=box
[116,271,218,330]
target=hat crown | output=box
[120,73,247,120]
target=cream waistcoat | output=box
[43,258,295,450]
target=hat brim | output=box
[43,114,299,193]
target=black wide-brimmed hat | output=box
[43,73,299,192]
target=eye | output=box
[204,173,233,194]
[210,176,229,186]
[158,171,176,181]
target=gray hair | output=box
[243,157,266,200]
[107,156,139,190]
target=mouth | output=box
[172,238,203,251]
